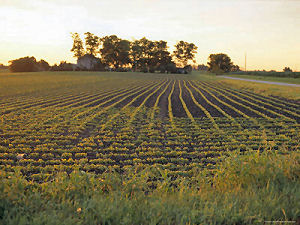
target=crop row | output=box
[0,77,299,179]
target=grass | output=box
[0,70,219,99]
[2,70,298,100]
[0,70,299,224]
[220,78,300,100]
[0,150,299,225]
[0,71,165,97]
[225,73,300,84]
[0,69,9,73]
[189,71,300,100]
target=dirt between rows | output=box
[78,79,300,121]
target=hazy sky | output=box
[1,0,300,71]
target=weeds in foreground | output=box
[0,150,299,225]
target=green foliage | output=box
[212,150,300,191]
[70,32,198,73]
[150,40,173,73]
[38,59,50,71]
[0,151,299,224]
[208,53,233,73]
[173,41,198,67]
[8,56,50,72]
[129,38,173,72]
[0,63,8,69]
[84,32,99,56]
[132,37,155,72]
[232,70,300,78]
[283,67,292,72]
[100,35,131,69]
[70,32,85,58]
[51,61,74,71]
[0,71,299,224]
[9,56,37,72]
[0,71,299,180]
[231,64,240,72]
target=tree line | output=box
[7,32,243,73]
[0,63,8,69]
[70,32,198,73]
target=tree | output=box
[231,64,240,72]
[117,39,131,68]
[70,32,85,59]
[283,67,292,72]
[9,56,39,72]
[130,38,172,73]
[173,41,197,67]
[208,53,233,73]
[84,32,99,56]
[150,40,172,73]
[165,62,177,73]
[100,35,131,69]
[183,65,193,74]
[51,61,74,71]
[137,37,155,72]
[38,59,50,71]
[197,64,209,71]
[0,63,7,69]
[130,40,143,71]
[9,57,50,72]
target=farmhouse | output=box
[77,54,103,71]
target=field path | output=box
[221,76,300,87]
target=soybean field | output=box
[0,71,299,180]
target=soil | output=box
[171,81,186,118]
[158,82,172,118]
[185,81,222,117]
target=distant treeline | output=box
[7,32,243,74]
[0,63,8,69]
[232,69,300,78]
[8,57,50,72]
[70,32,198,73]
[70,32,240,74]
[7,56,79,73]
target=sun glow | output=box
[1,0,300,71]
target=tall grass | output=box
[231,71,300,79]
[1,150,299,225]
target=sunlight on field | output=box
[221,78,300,100]
[0,72,299,179]
[225,74,300,84]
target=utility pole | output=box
[245,52,247,72]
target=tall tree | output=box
[0,63,7,69]
[150,40,172,73]
[139,37,155,72]
[130,39,143,71]
[100,35,131,69]
[9,56,38,72]
[38,59,50,71]
[208,53,233,73]
[283,67,292,72]
[173,41,197,67]
[231,64,240,72]
[70,32,85,59]
[117,39,131,68]
[130,38,172,73]
[84,32,99,56]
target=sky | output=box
[1,0,300,71]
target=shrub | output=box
[0,63,8,69]
[9,56,38,72]
[51,61,74,71]
[8,56,51,72]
